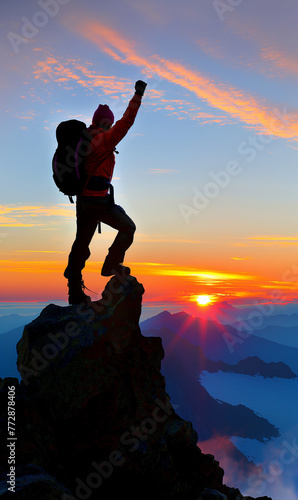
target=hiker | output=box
[63,80,147,304]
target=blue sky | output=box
[1,0,298,313]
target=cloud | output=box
[244,235,298,247]
[146,168,178,174]
[33,56,132,95]
[260,282,298,291]
[125,263,256,282]
[136,235,202,243]
[231,257,252,261]
[15,250,65,254]
[198,432,298,500]
[0,259,63,274]
[123,0,170,26]
[219,8,298,79]
[198,434,260,493]
[260,47,298,76]
[60,16,298,140]
[15,111,36,120]
[197,37,227,61]
[0,204,75,227]
[32,52,224,125]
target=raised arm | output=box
[103,80,147,150]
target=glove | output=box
[135,80,147,96]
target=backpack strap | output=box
[75,131,118,210]
[68,137,85,203]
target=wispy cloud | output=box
[125,263,256,281]
[136,235,202,244]
[60,16,298,140]
[244,235,298,246]
[15,111,36,120]
[220,13,298,78]
[230,257,252,261]
[260,281,298,290]
[15,250,65,254]
[0,259,63,273]
[33,55,132,95]
[32,52,223,125]
[146,168,178,174]
[260,47,298,76]
[0,204,75,227]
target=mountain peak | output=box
[154,309,172,320]
[172,310,191,320]
[0,276,271,500]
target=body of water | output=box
[199,371,298,500]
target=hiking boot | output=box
[101,262,131,277]
[67,279,91,305]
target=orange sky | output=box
[1,249,298,309]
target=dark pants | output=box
[64,196,136,280]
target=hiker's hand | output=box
[135,80,147,96]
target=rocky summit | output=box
[0,275,272,500]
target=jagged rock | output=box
[0,276,272,500]
[0,465,73,499]
[198,488,228,499]
[221,486,243,499]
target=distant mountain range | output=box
[242,323,298,348]
[141,325,280,442]
[140,310,298,482]
[191,300,298,328]
[141,310,298,374]
[205,355,296,378]
[1,306,296,489]
[0,314,37,379]
[0,326,23,378]
[0,313,36,335]
[2,307,298,379]
[231,312,298,329]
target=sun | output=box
[196,295,212,306]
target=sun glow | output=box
[196,295,212,306]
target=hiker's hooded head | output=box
[92,104,114,130]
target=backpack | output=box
[52,120,91,203]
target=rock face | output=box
[207,356,296,378]
[0,276,272,500]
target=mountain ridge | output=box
[141,309,298,373]
[0,314,36,335]
[0,278,271,500]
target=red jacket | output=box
[82,93,142,197]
